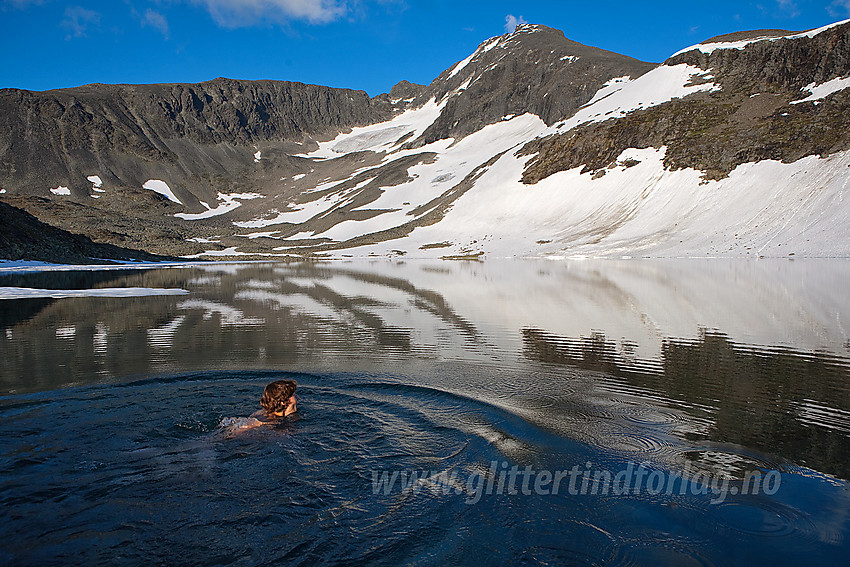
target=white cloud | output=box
[828,0,850,17]
[142,9,169,39]
[61,6,101,39]
[192,0,347,27]
[504,14,527,33]
[776,0,800,17]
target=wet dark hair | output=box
[260,380,297,414]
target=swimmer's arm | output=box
[224,417,264,437]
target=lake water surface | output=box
[1,259,849,565]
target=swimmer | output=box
[258,379,298,418]
[220,380,298,436]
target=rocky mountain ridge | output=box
[1,21,850,260]
[0,78,396,208]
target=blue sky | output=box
[2,0,849,96]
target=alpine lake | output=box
[1,258,849,566]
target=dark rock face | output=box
[522,21,850,183]
[388,80,426,101]
[0,78,394,202]
[410,24,656,146]
[0,201,175,264]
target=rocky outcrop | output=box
[388,80,426,101]
[0,201,176,264]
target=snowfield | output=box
[311,114,548,243]
[200,62,850,259]
[300,97,447,160]
[344,147,850,259]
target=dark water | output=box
[1,259,850,565]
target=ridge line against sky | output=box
[2,0,850,96]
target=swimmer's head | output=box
[260,380,298,417]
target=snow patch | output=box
[175,192,263,221]
[143,180,182,204]
[188,246,255,258]
[50,186,70,196]
[448,52,477,79]
[238,231,280,239]
[87,175,103,189]
[447,37,500,80]
[791,76,850,104]
[254,150,262,162]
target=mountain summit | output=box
[1,20,850,261]
[407,24,654,145]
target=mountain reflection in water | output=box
[523,328,850,480]
[2,259,849,480]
